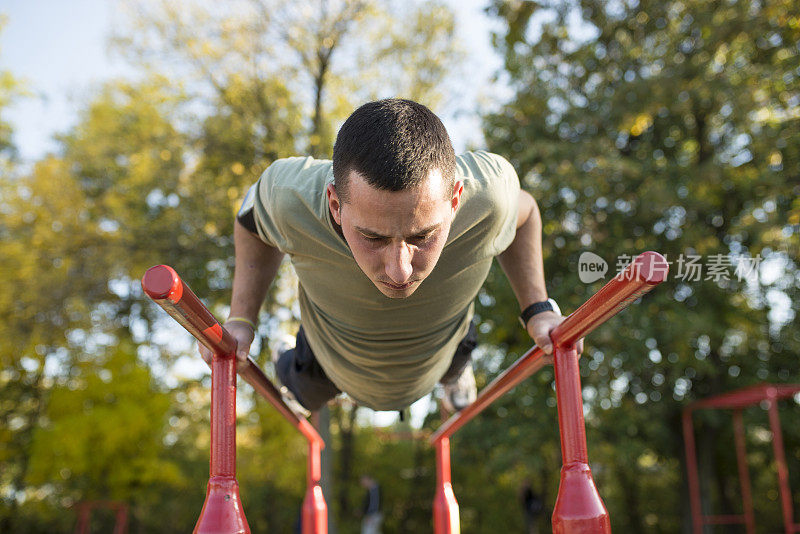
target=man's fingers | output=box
[536,336,553,354]
[236,347,250,363]
[198,344,213,367]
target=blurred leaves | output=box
[0,2,465,532]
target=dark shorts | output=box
[275,322,478,411]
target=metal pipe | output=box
[142,265,326,533]
[766,390,795,534]
[732,410,755,534]
[431,251,667,443]
[551,343,610,532]
[682,409,703,534]
[433,438,460,534]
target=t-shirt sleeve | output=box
[463,151,521,256]
[249,158,305,251]
[485,152,521,255]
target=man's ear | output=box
[327,183,342,225]
[450,180,464,213]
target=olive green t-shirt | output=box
[251,151,520,410]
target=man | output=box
[200,98,580,414]
[359,475,382,534]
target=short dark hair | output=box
[332,99,456,202]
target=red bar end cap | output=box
[142,265,179,300]
[635,251,670,284]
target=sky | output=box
[0,0,509,428]
[0,0,509,163]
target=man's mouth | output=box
[381,280,416,290]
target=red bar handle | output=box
[431,251,668,442]
[142,265,236,356]
[549,250,667,347]
[142,265,324,448]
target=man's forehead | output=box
[344,168,449,197]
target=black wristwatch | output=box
[519,298,561,328]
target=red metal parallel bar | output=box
[689,383,800,410]
[431,252,667,534]
[433,438,460,534]
[431,251,668,443]
[238,357,324,446]
[733,410,756,534]
[767,392,795,534]
[702,515,746,525]
[303,439,327,534]
[684,386,800,534]
[74,501,129,534]
[141,264,324,446]
[142,265,326,533]
[551,343,610,532]
[682,409,703,534]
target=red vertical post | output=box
[766,391,794,534]
[113,503,129,534]
[302,438,328,534]
[551,343,610,533]
[194,351,250,534]
[682,410,703,534]
[433,437,460,534]
[75,502,90,534]
[732,410,755,534]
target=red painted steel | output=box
[194,349,249,534]
[703,515,747,524]
[74,501,129,534]
[767,392,795,534]
[551,344,610,532]
[431,251,668,533]
[142,265,326,533]
[682,410,703,534]
[433,438,460,534]
[683,383,800,534]
[690,382,800,410]
[302,439,327,534]
[732,410,756,534]
[432,251,668,443]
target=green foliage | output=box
[464,0,800,530]
[26,342,180,497]
[1,2,468,532]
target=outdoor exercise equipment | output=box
[142,265,326,534]
[431,250,668,533]
[683,383,800,534]
[142,250,668,533]
[73,500,129,534]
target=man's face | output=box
[328,169,462,299]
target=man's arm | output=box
[496,190,548,307]
[496,190,583,355]
[199,219,284,365]
[229,219,284,322]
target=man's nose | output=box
[385,242,413,284]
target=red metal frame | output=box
[142,265,327,534]
[683,383,800,534]
[430,251,669,533]
[74,500,129,534]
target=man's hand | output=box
[525,311,584,356]
[198,321,255,369]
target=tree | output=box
[471,0,799,530]
[113,0,463,157]
[112,1,465,528]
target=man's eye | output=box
[410,233,433,244]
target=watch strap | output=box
[519,298,560,328]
